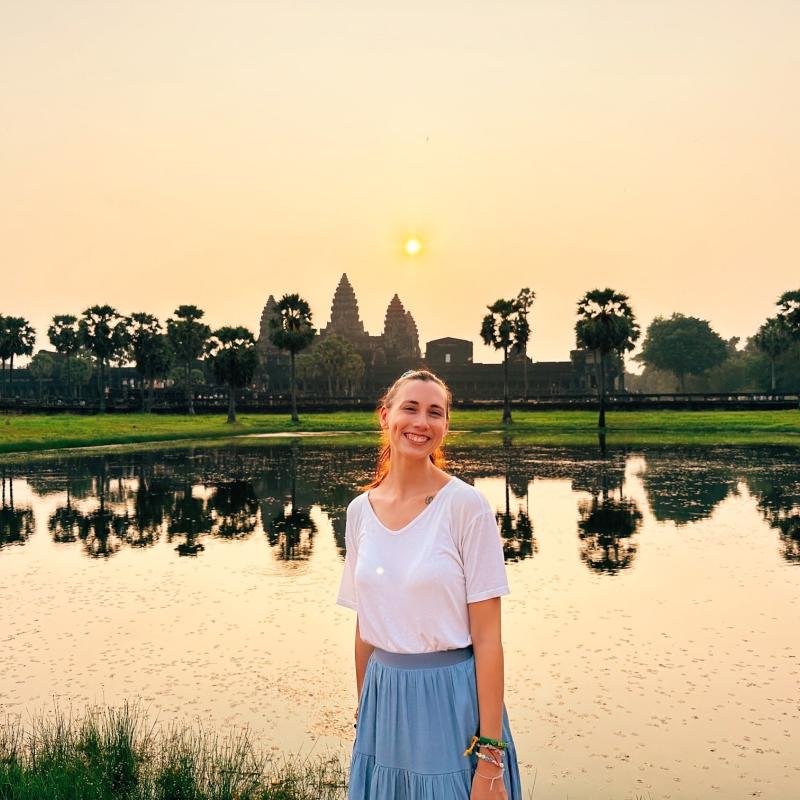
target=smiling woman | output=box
[336,368,523,799]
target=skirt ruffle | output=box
[347,649,523,799]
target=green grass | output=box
[0,409,798,458]
[0,701,348,800]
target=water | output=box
[1,443,798,799]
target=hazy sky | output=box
[2,1,798,365]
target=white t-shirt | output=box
[336,475,510,654]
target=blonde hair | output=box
[365,369,452,490]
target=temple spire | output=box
[327,273,366,337]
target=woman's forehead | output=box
[394,380,448,406]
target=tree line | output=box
[0,298,316,423]
[479,288,800,426]
[2,288,799,424]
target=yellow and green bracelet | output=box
[463,735,509,756]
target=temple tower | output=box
[256,295,281,359]
[383,294,421,359]
[323,273,368,339]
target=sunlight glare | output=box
[404,238,422,257]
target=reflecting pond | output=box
[1,444,798,799]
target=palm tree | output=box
[166,305,211,415]
[268,294,316,423]
[753,316,792,392]
[777,290,800,404]
[78,305,129,412]
[2,317,36,390]
[128,313,174,412]
[575,288,639,429]
[480,298,528,424]
[0,315,8,395]
[515,288,535,399]
[777,290,800,333]
[205,325,259,423]
[48,314,81,400]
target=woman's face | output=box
[380,379,449,461]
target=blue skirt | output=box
[348,645,523,799]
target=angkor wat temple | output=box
[256,273,594,399]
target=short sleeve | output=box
[461,509,510,604]
[336,505,358,611]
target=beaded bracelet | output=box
[476,751,503,768]
[463,735,509,756]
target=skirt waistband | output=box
[372,645,474,669]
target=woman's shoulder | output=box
[445,475,494,519]
[346,491,370,517]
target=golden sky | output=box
[2,1,798,364]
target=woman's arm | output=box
[354,617,375,702]
[468,596,504,741]
[468,597,507,796]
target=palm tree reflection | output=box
[0,474,34,549]
[266,444,317,561]
[48,485,83,544]
[496,460,537,562]
[127,467,170,548]
[577,472,642,574]
[747,477,800,565]
[168,489,213,556]
[210,480,260,540]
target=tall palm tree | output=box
[0,315,8,395]
[777,290,800,405]
[205,325,259,423]
[515,288,535,400]
[754,316,792,392]
[268,294,316,423]
[166,305,211,415]
[575,288,639,429]
[78,305,129,412]
[480,298,528,424]
[48,314,81,400]
[2,317,36,390]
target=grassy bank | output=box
[0,702,347,800]
[0,409,799,456]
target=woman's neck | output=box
[379,455,447,500]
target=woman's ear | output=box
[379,406,388,430]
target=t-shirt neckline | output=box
[365,475,457,535]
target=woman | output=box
[337,369,523,799]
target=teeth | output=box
[405,433,429,443]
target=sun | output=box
[404,237,422,257]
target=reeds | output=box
[0,701,347,799]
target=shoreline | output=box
[1,409,799,459]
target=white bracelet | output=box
[474,766,505,791]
